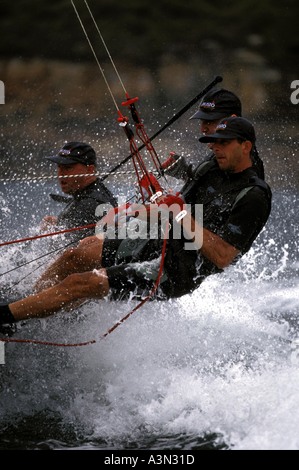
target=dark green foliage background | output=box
[0,0,297,76]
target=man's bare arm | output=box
[181,212,240,269]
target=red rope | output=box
[0,224,96,247]
[0,223,169,348]
[0,337,96,347]
[101,222,169,339]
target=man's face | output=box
[199,119,222,136]
[209,139,247,173]
[200,119,222,149]
[199,115,238,147]
[57,162,93,194]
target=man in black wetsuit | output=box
[41,141,117,243]
[0,117,271,325]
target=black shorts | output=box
[102,237,167,300]
[101,236,215,301]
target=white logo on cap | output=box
[59,149,71,156]
[200,101,216,110]
[216,123,227,131]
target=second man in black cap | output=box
[41,141,117,244]
[163,88,264,181]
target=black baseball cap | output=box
[199,117,256,143]
[46,142,97,165]
[190,88,242,120]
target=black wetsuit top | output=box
[53,178,117,244]
[104,159,272,300]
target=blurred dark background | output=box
[0,0,298,189]
[1,0,298,73]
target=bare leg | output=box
[9,268,109,321]
[34,235,104,291]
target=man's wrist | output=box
[0,304,16,325]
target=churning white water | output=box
[1,181,299,451]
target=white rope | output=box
[84,0,128,97]
[71,0,120,114]
[0,169,137,183]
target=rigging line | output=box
[72,0,166,199]
[84,0,165,180]
[0,336,97,348]
[0,223,96,248]
[0,223,170,348]
[73,3,222,187]
[99,75,223,182]
[0,168,137,183]
[84,0,127,97]
[70,0,119,113]
[101,222,169,340]
[71,0,153,199]
[0,240,75,279]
